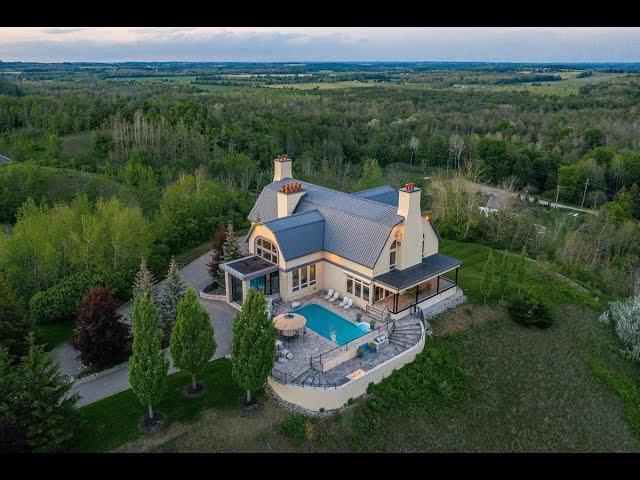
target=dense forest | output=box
[0,62,639,324]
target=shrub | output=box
[277,415,306,446]
[507,290,553,329]
[29,270,130,325]
[599,295,640,363]
[72,286,131,368]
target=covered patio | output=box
[373,253,461,316]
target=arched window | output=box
[255,237,278,264]
[389,240,399,270]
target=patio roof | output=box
[374,253,461,292]
[220,255,279,281]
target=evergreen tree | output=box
[128,295,168,421]
[0,277,32,362]
[73,286,131,368]
[170,287,217,393]
[0,335,79,452]
[221,223,241,264]
[231,289,275,404]
[206,227,227,282]
[133,257,157,305]
[159,256,186,340]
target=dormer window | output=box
[390,240,400,270]
[256,238,278,264]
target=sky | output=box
[0,27,639,63]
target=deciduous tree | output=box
[128,295,168,421]
[170,287,216,393]
[231,289,275,404]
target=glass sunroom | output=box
[220,255,280,307]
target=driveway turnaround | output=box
[56,250,239,407]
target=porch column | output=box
[436,275,440,294]
[393,293,398,313]
[455,267,459,286]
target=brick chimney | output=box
[396,182,422,270]
[273,154,292,182]
[277,181,305,218]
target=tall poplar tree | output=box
[170,287,216,393]
[231,289,275,404]
[128,295,168,421]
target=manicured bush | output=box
[72,286,131,368]
[507,290,553,329]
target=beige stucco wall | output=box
[268,323,425,412]
[422,218,439,258]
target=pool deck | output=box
[271,293,380,380]
[270,292,421,386]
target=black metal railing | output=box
[309,319,392,371]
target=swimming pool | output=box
[293,303,369,345]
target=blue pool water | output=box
[293,303,369,345]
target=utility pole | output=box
[555,185,560,207]
[581,179,590,209]
[593,192,599,210]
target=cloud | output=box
[0,27,638,62]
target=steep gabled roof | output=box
[262,211,325,261]
[249,179,404,268]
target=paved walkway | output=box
[55,249,238,407]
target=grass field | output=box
[266,81,382,90]
[68,358,241,452]
[456,72,627,97]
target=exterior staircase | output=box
[387,315,423,349]
[367,303,388,324]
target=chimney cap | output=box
[279,181,303,194]
[276,154,290,162]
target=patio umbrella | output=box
[273,312,307,337]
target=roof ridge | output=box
[284,180,402,227]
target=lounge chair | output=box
[324,289,334,300]
[328,291,340,302]
[343,298,353,310]
[339,296,348,307]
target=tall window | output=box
[422,233,425,257]
[292,263,317,293]
[256,238,278,264]
[389,240,399,270]
[346,274,371,301]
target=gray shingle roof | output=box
[248,179,404,268]
[353,185,399,207]
[263,211,325,261]
[374,253,461,291]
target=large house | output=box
[221,154,461,320]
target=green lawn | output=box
[36,321,75,351]
[68,358,241,452]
